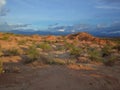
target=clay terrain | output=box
[0,32,120,90]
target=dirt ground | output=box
[0,63,120,90]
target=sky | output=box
[0,0,120,32]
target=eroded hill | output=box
[0,32,120,90]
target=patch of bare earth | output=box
[0,64,120,90]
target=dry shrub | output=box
[3,48,20,56]
[103,56,117,66]
[0,60,4,74]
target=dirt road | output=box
[0,65,120,90]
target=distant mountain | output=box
[1,29,120,37]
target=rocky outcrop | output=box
[66,32,114,45]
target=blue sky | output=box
[0,0,120,31]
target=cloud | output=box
[46,21,120,36]
[0,22,31,31]
[99,0,120,4]
[96,5,120,10]
[96,23,109,28]
[47,24,93,33]
[0,8,9,16]
[0,0,6,8]
[111,21,120,27]
[0,21,120,37]
[96,0,120,10]
[48,23,59,28]
[0,0,8,16]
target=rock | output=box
[66,32,114,46]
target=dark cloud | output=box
[47,22,120,36]
[47,24,93,33]
[0,22,31,31]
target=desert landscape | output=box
[0,32,120,90]
[0,0,120,90]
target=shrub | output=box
[0,60,4,74]
[39,54,65,65]
[113,45,120,52]
[18,40,26,45]
[48,59,65,65]
[57,45,65,51]
[0,47,4,74]
[0,45,3,56]
[64,42,74,50]
[101,45,112,57]
[68,46,83,64]
[37,42,52,51]
[70,47,82,57]
[3,48,20,56]
[24,50,66,65]
[103,56,116,66]
[0,35,9,41]
[88,48,102,62]
[25,45,39,64]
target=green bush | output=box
[25,45,39,64]
[23,45,67,65]
[70,47,82,57]
[37,42,52,51]
[88,48,102,62]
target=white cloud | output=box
[58,29,65,32]
[99,0,120,4]
[96,5,120,10]
[109,31,120,34]
[0,0,8,16]
[0,0,6,8]
[97,24,109,28]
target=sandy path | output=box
[0,65,120,90]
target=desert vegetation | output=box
[37,42,52,51]
[0,32,120,90]
[0,32,119,66]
